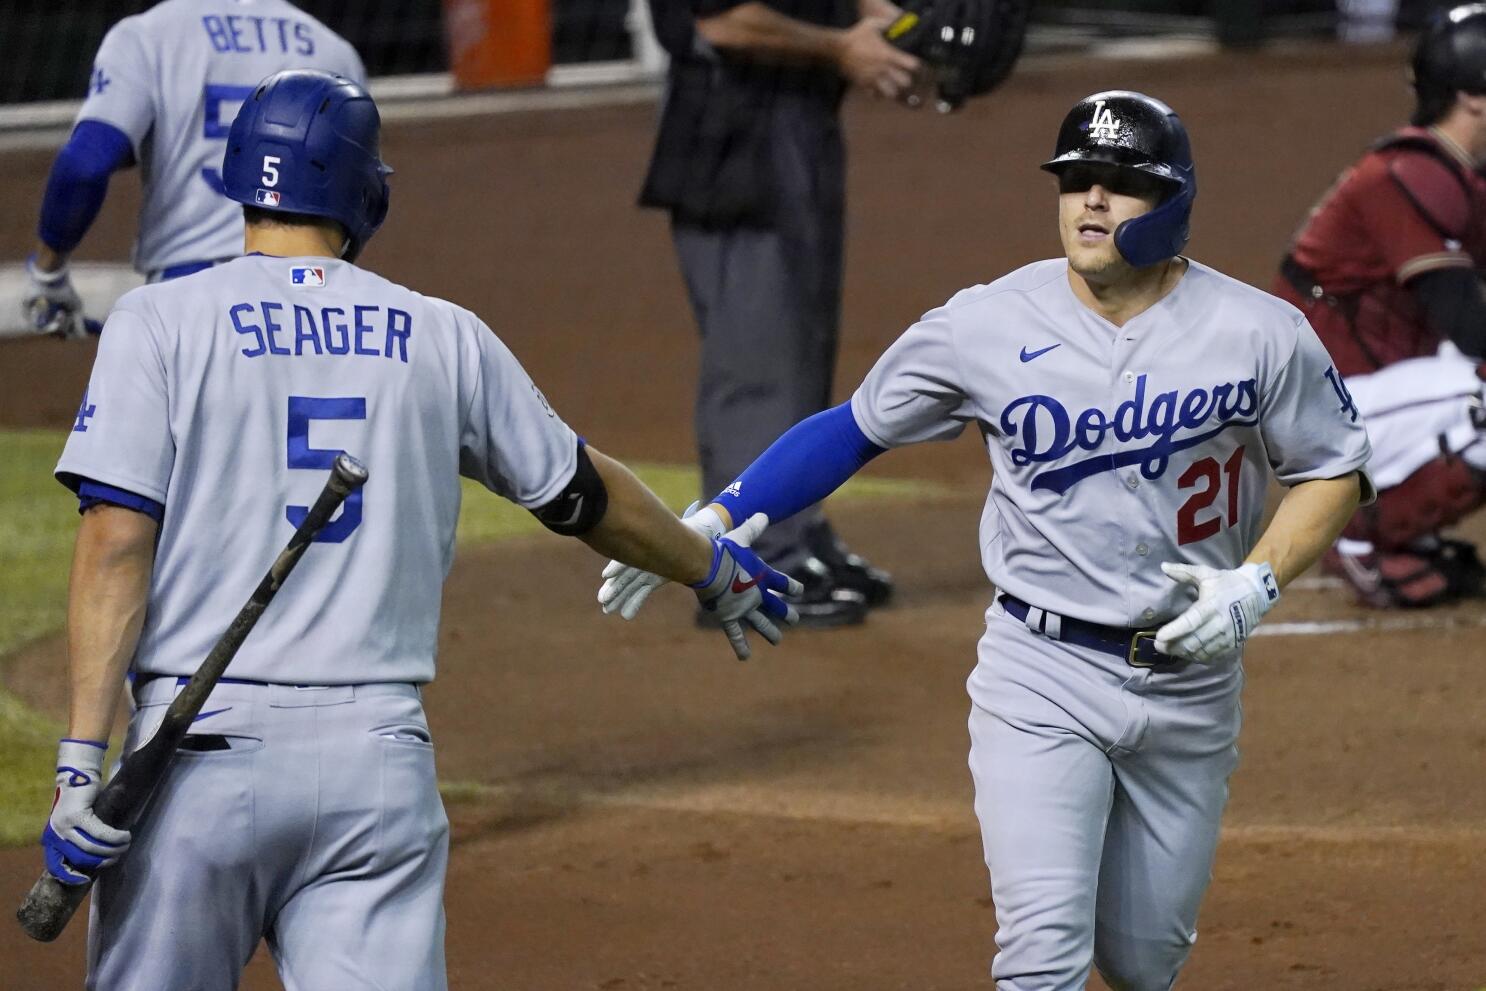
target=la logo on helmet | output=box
[1089,100,1120,141]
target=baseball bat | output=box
[15,453,369,943]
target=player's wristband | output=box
[688,540,725,591]
[26,255,70,286]
[1241,562,1280,611]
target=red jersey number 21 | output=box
[1176,446,1245,545]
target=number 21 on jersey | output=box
[1176,445,1245,545]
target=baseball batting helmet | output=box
[222,70,392,262]
[1040,90,1196,268]
[1411,4,1486,118]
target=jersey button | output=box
[1142,608,1156,621]
[1136,543,1149,556]
[1125,475,1139,490]
[1123,370,1136,383]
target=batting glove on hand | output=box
[691,513,804,661]
[599,502,727,620]
[1154,561,1280,663]
[23,255,89,340]
[41,739,131,885]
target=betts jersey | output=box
[56,255,578,684]
[76,0,364,275]
[1275,126,1486,374]
[852,259,1373,629]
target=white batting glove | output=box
[1154,561,1280,663]
[598,502,727,620]
[22,255,88,340]
[40,739,131,885]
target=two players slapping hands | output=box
[603,505,803,661]
[599,502,1283,665]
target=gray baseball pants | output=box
[87,679,449,991]
[967,600,1243,990]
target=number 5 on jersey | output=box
[287,396,364,542]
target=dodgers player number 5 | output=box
[600,91,1374,989]
[33,70,800,990]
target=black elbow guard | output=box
[532,441,609,536]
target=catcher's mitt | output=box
[884,0,1030,112]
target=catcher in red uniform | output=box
[1274,2,1486,607]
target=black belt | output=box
[998,593,1177,669]
[129,674,415,702]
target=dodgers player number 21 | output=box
[600,91,1373,989]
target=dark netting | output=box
[0,0,447,104]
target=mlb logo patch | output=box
[255,189,281,206]
[291,266,326,288]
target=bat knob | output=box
[332,453,369,490]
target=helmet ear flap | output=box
[1112,173,1194,268]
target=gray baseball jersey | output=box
[56,254,577,684]
[77,0,364,275]
[851,257,1373,629]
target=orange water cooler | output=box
[443,0,551,89]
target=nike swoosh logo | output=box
[1019,343,1062,362]
[731,575,759,594]
[193,707,231,722]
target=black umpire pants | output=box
[671,92,845,559]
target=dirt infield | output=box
[3,41,1486,990]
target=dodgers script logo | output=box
[1000,374,1259,494]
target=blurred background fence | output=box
[0,0,1461,109]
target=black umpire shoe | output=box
[696,550,867,630]
[806,520,894,608]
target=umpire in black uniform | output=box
[640,0,920,625]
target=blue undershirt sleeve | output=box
[75,479,164,523]
[38,120,135,253]
[712,403,885,528]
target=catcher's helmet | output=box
[1412,4,1486,103]
[222,70,392,262]
[1040,90,1195,268]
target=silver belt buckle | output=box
[1127,631,1160,668]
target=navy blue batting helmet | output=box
[1041,90,1196,268]
[222,70,392,262]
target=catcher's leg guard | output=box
[1323,545,1453,608]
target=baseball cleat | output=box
[1428,537,1486,598]
[805,521,894,608]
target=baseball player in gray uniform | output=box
[24,0,364,337]
[40,70,800,990]
[600,91,1374,989]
